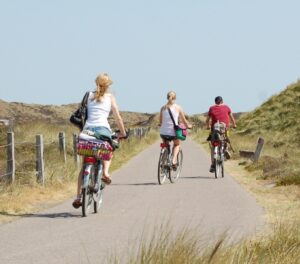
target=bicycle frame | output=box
[82,157,102,187]
[158,140,183,184]
[77,130,128,217]
[81,156,105,217]
[211,139,225,178]
[160,142,172,164]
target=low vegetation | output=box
[182,80,300,264]
[235,80,300,186]
[0,122,158,220]
[1,81,300,262]
[113,220,300,264]
[193,80,300,186]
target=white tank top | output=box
[84,92,111,130]
[160,104,179,136]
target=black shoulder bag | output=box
[70,92,90,130]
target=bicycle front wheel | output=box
[158,148,169,185]
[170,149,183,183]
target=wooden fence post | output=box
[253,137,264,162]
[58,132,66,163]
[36,135,45,185]
[73,134,80,166]
[239,137,265,162]
[127,129,131,143]
[6,132,15,184]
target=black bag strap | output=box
[167,107,177,128]
[81,92,90,107]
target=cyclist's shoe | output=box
[224,150,231,160]
[172,163,178,171]
[72,198,82,209]
[101,175,112,185]
[209,164,215,173]
[206,134,212,141]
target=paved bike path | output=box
[0,139,264,264]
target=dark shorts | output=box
[160,135,177,141]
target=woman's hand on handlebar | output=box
[115,129,129,140]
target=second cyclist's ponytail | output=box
[167,91,176,104]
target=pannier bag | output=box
[212,121,226,141]
[77,137,113,161]
[213,121,226,134]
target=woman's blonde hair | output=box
[167,91,176,103]
[94,73,113,101]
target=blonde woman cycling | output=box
[72,73,126,208]
[159,91,192,168]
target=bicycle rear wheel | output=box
[214,160,219,179]
[93,187,103,213]
[221,159,224,178]
[82,187,93,217]
[170,149,183,183]
[158,148,169,185]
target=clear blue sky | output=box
[1,0,299,114]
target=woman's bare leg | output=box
[76,167,83,197]
[172,139,180,164]
[103,159,112,177]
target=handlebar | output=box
[111,130,129,140]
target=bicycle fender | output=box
[82,164,93,188]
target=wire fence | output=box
[0,127,150,185]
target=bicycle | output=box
[210,121,228,179]
[77,131,127,217]
[157,138,183,184]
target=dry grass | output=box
[113,220,300,264]
[0,123,158,223]
[191,128,300,225]
[115,128,300,264]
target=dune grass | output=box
[186,81,300,263]
[0,122,158,221]
[111,220,300,264]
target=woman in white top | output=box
[73,73,126,208]
[159,91,192,167]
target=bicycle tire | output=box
[82,164,94,217]
[221,159,224,178]
[214,158,218,178]
[82,187,92,217]
[170,149,183,183]
[94,189,103,213]
[94,180,104,213]
[158,148,169,185]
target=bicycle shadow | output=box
[181,175,216,180]
[0,211,80,219]
[112,182,157,186]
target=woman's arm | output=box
[229,113,237,128]
[206,115,211,129]
[111,94,126,137]
[177,105,192,129]
[158,107,163,127]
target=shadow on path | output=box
[0,211,80,219]
[112,182,157,186]
[181,175,216,180]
